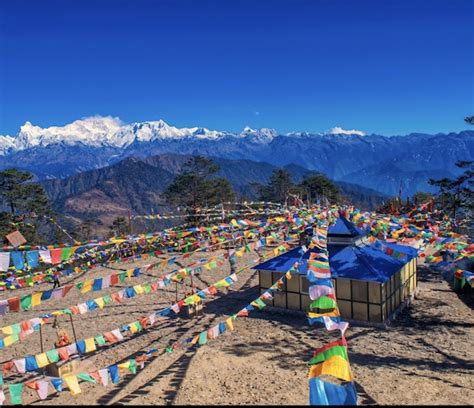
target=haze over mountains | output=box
[1,115,473,197]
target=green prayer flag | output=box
[46,349,60,363]
[102,295,112,304]
[143,284,152,294]
[308,345,348,366]
[20,295,32,311]
[198,331,207,345]
[119,272,126,282]
[310,296,337,311]
[77,373,97,383]
[61,247,72,261]
[94,335,106,346]
[8,383,23,405]
[254,298,266,309]
[128,359,137,374]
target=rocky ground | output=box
[0,239,472,405]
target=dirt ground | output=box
[0,238,472,405]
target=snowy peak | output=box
[328,126,366,136]
[11,116,124,151]
[0,116,233,154]
[0,115,371,156]
[239,126,278,143]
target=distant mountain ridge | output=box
[41,153,389,234]
[2,116,473,197]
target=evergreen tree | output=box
[428,160,473,221]
[298,172,340,204]
[254,169,295,204]
[164,156,235,218]
[0,168,54,245]
[109,216,130,237]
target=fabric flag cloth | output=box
[7,298,20,313]
[8,383,24,405]
[309,284,334,300]
[26,251,40,268]
[308,355,353,382]
[36,380,49,400]
[64,375,81,395]
[0,252,10,272]
[35,352,50,368]
[50,248,63,264]
[309,339,349,366]
[98,369,109,386]
[38,250,52,264]
[11,252,25,270]
[323,316,349,335]
[108,365,120,384]
[309,378,357,406]
[310,296,337,311]
[51,378,63,392]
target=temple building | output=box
[254,216,418,323]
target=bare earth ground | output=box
[0,240,472,405]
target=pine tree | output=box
[0,168,54,245]
[298,172,340,205]
[164,156,235,221]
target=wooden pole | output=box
[39,324,44,353]
[69,314,78,344]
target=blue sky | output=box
[0,0,472,136]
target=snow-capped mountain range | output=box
[0,116,365,155]
[0,115,473,197]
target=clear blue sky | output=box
[0,0,472,136]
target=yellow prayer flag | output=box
[32,292,42,307]
[286,271,292,280]
[64,375,81,395]
[84,337,97,353]
[133,285,144,295]
[308,355,353,382]
[2,326,14,336]
[127,269,133,280]
[3,335,17,347]
[94,297,105,309]
[36,352,50,368]
[118,361,130,371]
[226,317,234,331]
[81,280,93,294]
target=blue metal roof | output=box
[328,215,366,237]
[254,240,417,283]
